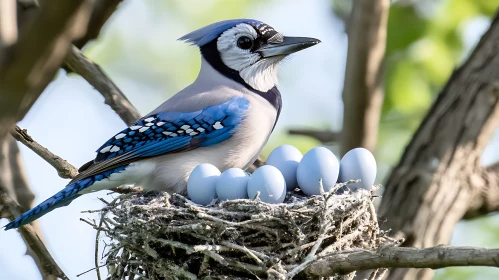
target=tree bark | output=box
[379,10,499,280]
[340,0,389,156]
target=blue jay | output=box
[5,19,320,230]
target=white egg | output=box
[216,168,249,201]
[297,147,340,196]
[338,148,377,191]
[187,163,221,205]
[266,144,303,190]
[247,165,286,204]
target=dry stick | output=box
[10,125,78,179]
[286,184,332,278]
[94,212,105,280]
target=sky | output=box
[0,0,497,279]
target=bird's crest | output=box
[179,19,263,47]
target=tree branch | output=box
[306,245,499,277]
[10,125,78,179]
[340,0,389,156]
[379,9,499,280]
[64,46,141,126]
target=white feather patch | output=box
[100,145,112,153]
[115,133,127,139]
[213,121,223,129]
[110,146,120,152]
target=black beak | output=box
[257,36,321,58]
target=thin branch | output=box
[306,245,499,277]
[10,125,78,179]
[64,46,141,126]
[288,128,340,143]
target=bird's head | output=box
[179,19,320,93]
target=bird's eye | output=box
[237,36,253,50]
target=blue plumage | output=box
[95,97,250,162]
[4,165,128,230]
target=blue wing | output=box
[69,97,249,183]
[94,97,250,163]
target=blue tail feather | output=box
[4,165,128,230]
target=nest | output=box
[86,182,393,280]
